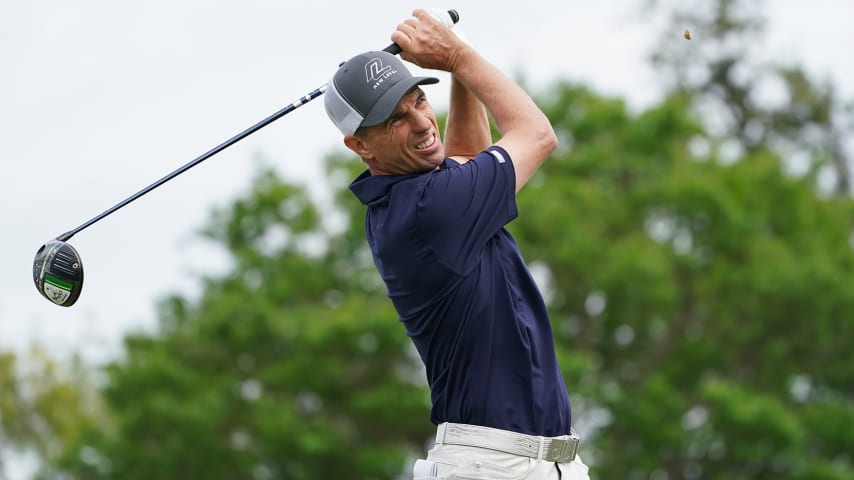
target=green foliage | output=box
[0,348,101,478]
[650,0,854,195]
[511,80,854,478]
[512,82,854,479]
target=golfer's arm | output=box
[451,48,557,192]
[443,76,491,163]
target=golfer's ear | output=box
[344,134,371,158]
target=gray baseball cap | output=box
[324,51,438,135]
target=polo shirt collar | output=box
[349,160,457,207]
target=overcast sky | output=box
[2,0,853,367]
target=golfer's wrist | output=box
[447,44,477,74]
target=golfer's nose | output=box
[412,111,432,132]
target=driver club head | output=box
[33,240,84,307]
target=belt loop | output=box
[537,436,545,461]
[435,423,448,445]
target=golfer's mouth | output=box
[414,134,438,153]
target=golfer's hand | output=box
[391,9,471,73]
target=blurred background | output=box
[2,0,852,478]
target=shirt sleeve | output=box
[416,146,518,274]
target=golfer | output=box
[324,9,589,480]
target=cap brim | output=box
[360,76,439,128]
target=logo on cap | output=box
[365,58,397,89]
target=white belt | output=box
[435,423,579,463]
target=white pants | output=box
[413,443,590,480]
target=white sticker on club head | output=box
[43,282,71,304]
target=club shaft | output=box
[57,84,328,242]
[56,9,459,243]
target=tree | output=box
[518,82,853,479]
[0,348,101,479]
[647,0,854,195]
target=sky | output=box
[2,0,853,368]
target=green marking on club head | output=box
[45,274,73,290]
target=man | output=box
[324,10,589,480]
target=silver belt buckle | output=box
[545,436,578,463]
[565,436,579,462]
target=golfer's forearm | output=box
[444,76,491,161]
[451,47,557,190]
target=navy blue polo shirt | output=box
[349,146,572,437]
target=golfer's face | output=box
[360,88,445,174]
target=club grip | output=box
[383,9,459,55]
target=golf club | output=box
[33,9,459,307]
